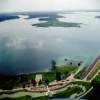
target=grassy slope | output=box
[53,81,91,98]
[0,95,49,100]
[53,86,83,98]
[74,67,87,79]
[87,59,100,80]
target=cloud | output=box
[0,0,99,12]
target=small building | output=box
[35,74,42,86]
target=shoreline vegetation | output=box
[0,60,79,90]
[0,55,100,100]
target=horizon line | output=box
[0,9,100,14]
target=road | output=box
[81,54,100,79]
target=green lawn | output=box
[41,72,55,82]
[57,65,78,74]
[71,81,91,90]
[0,91,46,99]
[53,85,84,98]
[53,81,91,98]
[0,95,49,100]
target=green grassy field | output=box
[0,95,49,100]
[53,81,91,98]
[57,65,78,74]
[71,81,91,90]
[53,86,83,98]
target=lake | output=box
[0,11,100,75]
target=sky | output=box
[0,0,100,12]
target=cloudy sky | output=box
[0,0,100,12]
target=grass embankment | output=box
[87,59,100,80]
[0,95,49,100]
[74,66,87,79]
[53,86,83,98]
[53,81,91,98]
[71,81,91,90]
[0,90,46,100]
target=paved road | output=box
[81,54,100,79]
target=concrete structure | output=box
[35,74,42,86]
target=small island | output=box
[0,13,19,22]
[95,16,100,19]
[33,16,81,28]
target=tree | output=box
[77,61,83,66]
[91,75,100,89]
[91,75,100,99]
[2,81,14,90]
[78,63,81,66]
[20,75,28,88]
[70,62,72,65]
[64,58,68,65]
[44,79,49,86]
[56,72,61,81]
[39,80,42,86]
[22,83,25,88]
[27,80,31,87]
[64,58,68,61]
[51,60,57,71]
[65,71,69,77]
[32,79,36,86]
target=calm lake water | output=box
[0,11,100,75]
